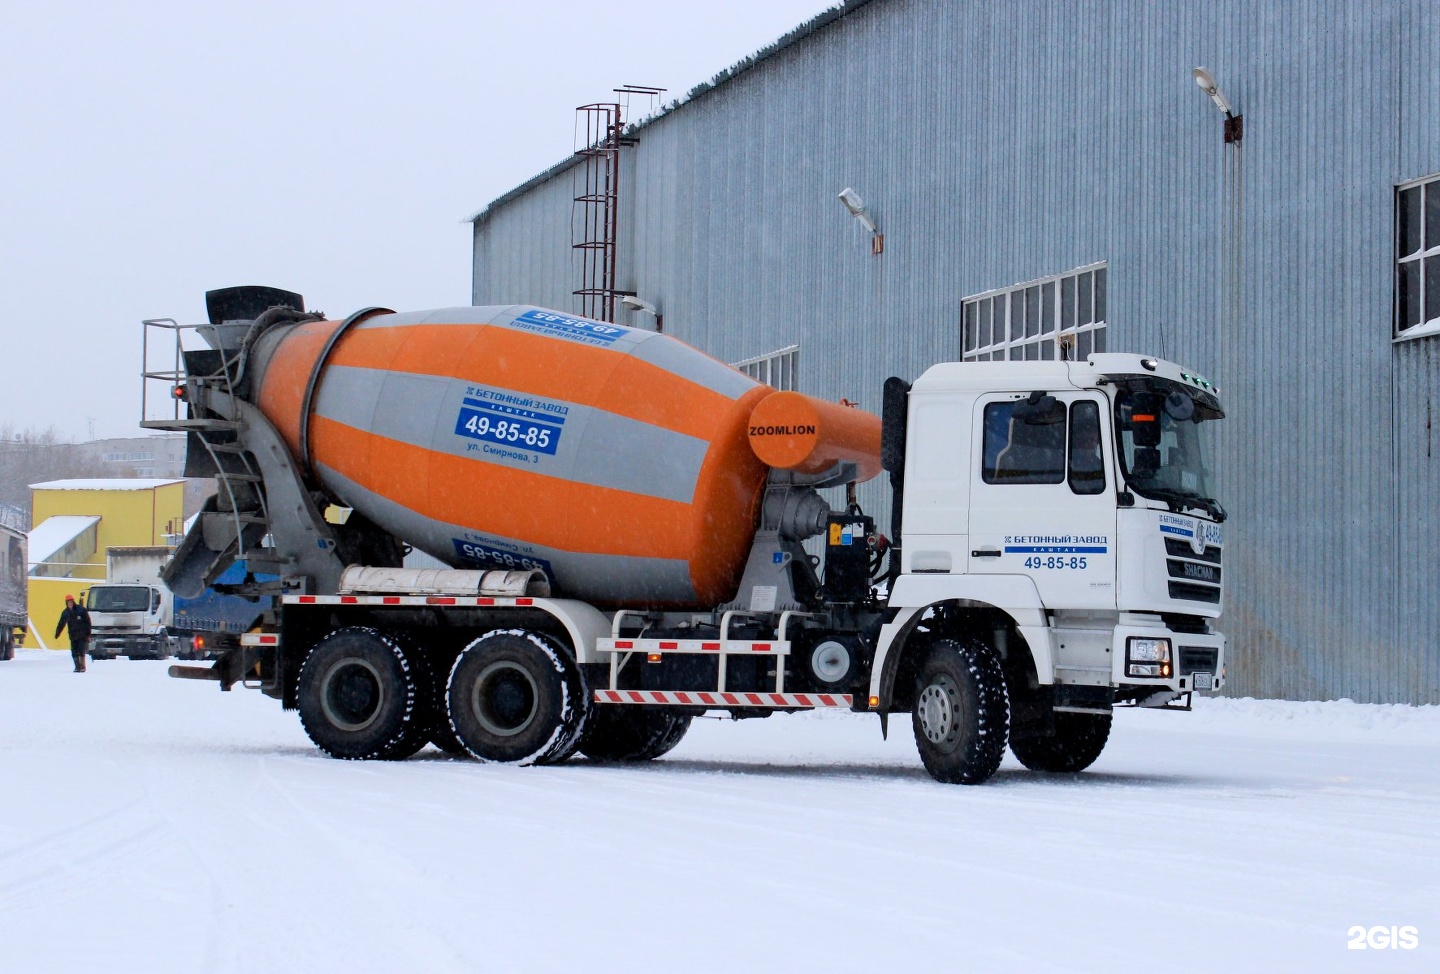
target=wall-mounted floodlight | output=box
[1192,67,1234,116]
[837,187,879,234]
[1193,67,1242,143]
[621,294,663,332]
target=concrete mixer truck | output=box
[146,286,1228,785]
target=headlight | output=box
[1126,637,1172,678]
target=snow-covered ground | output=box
[1,648,1434,973]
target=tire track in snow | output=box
[0,800,167,911]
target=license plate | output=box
[1192,672,1214,691]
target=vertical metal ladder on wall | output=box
[571,86,665,323]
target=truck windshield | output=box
[1114,387,1224,520]
[88,586,151,612]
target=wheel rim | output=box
[319,659,386,732]
[471,661,539,737]
[917,674,963,750]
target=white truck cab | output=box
[875,352,1226,719]
[87,547,177,660]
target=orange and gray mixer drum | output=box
[246,306,772,608]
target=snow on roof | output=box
[29,478,183,491]
[26,515,101,567]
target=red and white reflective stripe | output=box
[596,637,790,656]
[594,689,851,708]
[240,633,280,647]
[281,594,536,607]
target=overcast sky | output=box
[0,0,834,442]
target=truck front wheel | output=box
[445,629,587,765]
[911,638,1009,785]
[578,707,691,762]
[1010,712,1112,773]
[297,627,421,760]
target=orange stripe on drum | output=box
[685,383,770,602]
[327,323,744,441]
[256,317,344,455]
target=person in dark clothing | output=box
[55,594,92,673]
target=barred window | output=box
[1396,174,1440,339]
[734,345,799,391]
[962,264,1107,362]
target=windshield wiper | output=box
[1137,486,1226,522]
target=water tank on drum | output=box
[245,305,773,608]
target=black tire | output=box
[411,645,468,756]
[428,714,469,756]
[1,629,12,660]
[911,638,1009,785]
[578,706,692,762]
[445,629,587,765]
[375,636,436,761]
[1010,712,1112,772]
[297,627,422,760]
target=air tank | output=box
[247,305,774,608]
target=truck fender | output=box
[870,574,1056,710]
[498,598,613,665]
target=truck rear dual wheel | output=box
[578,707,691,762]
[445,629,588,765]
[297,626,426,760]
[1010,712,1112,773]
[912,638,1010,785]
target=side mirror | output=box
[1164,391,1195,422]
[1133,446,1161,478]
[1012,391,1064,425]
[1130,393,1163,447]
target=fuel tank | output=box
[247,305,773,607]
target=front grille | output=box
[1166,559,1222,584]
[1165,539,1221,564]
[1165,538,1222,604]
[1168,580,1221,603]
[1179,646,1218,675]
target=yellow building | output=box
[26,479,184,650]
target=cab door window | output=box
[982,399,1066,484]
[1067,400,1106,494]
[982,396,1106,494]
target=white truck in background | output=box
[87,547,176,660]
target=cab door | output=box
[965,392,1117,609]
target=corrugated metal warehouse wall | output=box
[472,0,1439,704]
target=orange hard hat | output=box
[64,594,75,602]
